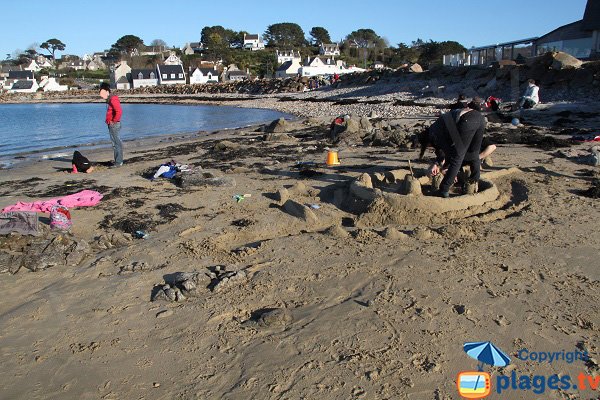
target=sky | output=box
[1,0,589,58]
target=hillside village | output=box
[0,0,598,94]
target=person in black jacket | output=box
[71,150,94,173]
[419,99,486,197]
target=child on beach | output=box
[71,151,94,173]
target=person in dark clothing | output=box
[419,99,487,197]
[449,94,467,110]
[71,151,94,173]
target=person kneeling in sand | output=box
[71,151,94,173]
[418,98,487,197]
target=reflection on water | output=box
[0,103,291,158]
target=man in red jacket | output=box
[99,82,123,167]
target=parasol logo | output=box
[456,341,511,399]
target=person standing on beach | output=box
[99,82,123,167]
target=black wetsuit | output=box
[428,109,486,194]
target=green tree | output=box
[111,35,144,57]
[392,42,421,65]
[40,38,66,61]
[309,27,331,46]
[417,40,466,68]
[201,26,238,47]
[345,29,386,49]
[264,23,306,47]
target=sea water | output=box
[0,103,291,162]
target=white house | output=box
[276,49,301,64]
[35,56,54,69]
[189,67,219,84]
[182,42,204,55]
[275,59,301,78]
[164,51,183,66]
[110,60,131,89]
[373,61,385,70]
[131,69,158,88]
[157,64,186,85]
[299,56,364,77]
[39,77,68,92]
[10,80,39,93]
[320,43,340,57]
[243,34,265,51]
[23,60,41,72]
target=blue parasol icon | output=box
[464,341,511,371]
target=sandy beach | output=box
[0,80,599,400]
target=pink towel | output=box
[1,190,104,213]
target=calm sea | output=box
[0,103,291,162]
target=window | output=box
[170,73,175,79]
[178,73,183,79]
[138,72,143,79]
[150,72,155,79]
[162,74,167,79]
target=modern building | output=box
[535,0,600,59]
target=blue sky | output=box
[1,0,588,58]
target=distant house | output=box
[243,34,265,51]
[35,55,54,69]
[137,45,168,56]
[164,51,183,66]
[320,43,340,57]
[110,60,131,89]
[8,70,34,80]
[157,64,186,85]
[275,59,301,78]
[23,60,41,72]
[87,56,107,71]
[182,42,204,55]
[226,69,249,81]
[373,61,385,70]
[299,56,359,77]
[10,80,39,93]
[39,77,68,92]
[276,50,301,65]
[131,69,158,88]
[189,67,219,84]
[68,60,87,70]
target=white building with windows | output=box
[243,34,265,51]
[320,43,340,57]
[157,64,186,85]
[189,67,219,84]
[39,77,68,91]
[276,49,301,64]
[131,69,158,88]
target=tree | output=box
[345,29,386,49]
[111,35,144,57]
[309,27,331,46]
[392,42,421,65]
[264,23,306,47]
[40,38,66,60]
[417,40,466,68]
[150,39,167,47]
